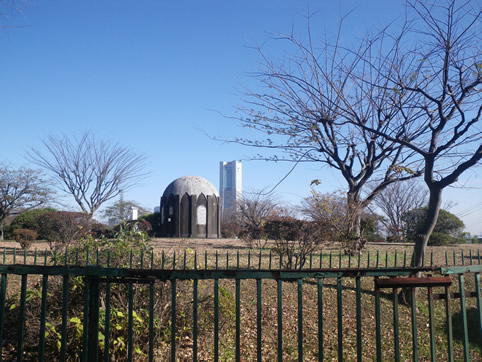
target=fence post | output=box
[87,277,100,362]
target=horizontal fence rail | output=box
[0,248,481,361]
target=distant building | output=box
[219,160,242,220]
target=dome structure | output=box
[160,176,221,238]
[162,176,219,198]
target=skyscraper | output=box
[219,160,242,220]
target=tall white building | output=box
[219,160,242,220]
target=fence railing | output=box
[0,247,481,361]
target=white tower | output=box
[219,160,242,220]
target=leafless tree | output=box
[234,9,422,252]
[235,189,280,248]
[28,131,148,217]
[370,180,428,241]
[353,0,481,265]
[0,164,53,239]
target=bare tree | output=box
[370,180,427,241]
[28,131,148,217]
[235,189,280,248]
[0,164,53,239]
[234,10,422,252]
[354,0,481,265]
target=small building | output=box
[160,176,221,238]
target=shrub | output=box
[266,217,325,269]
[221,222,242,239]
[36,211,91,250]
[12,229,38,249]
[139,212,161,236]
[89,222,114,238]
[428,232,466,246]
[7,208,56,239]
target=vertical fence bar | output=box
[427,287,436,362]
[214,279,219,362]
[171,280,177,361]
[337,277,343,361]
[375,280,381,362]
[317,278,323,361]
[82,279,90,362]
[39,275,49,362]
[259,250,262,270]
[368,252,371,268]
[393,288,400,362]
[355,276,362,361]
[87,278,100,362]
[127,282,134,362]
[385,251,388,268]
[404,251,407,267]
[458,274,469,361]
[248,250,251,269]
[193,279,198,362]
[329,252,332,268]
[298,278,303,362]
[216,251,218,270]
[104,259,112,362]
[149,282,155,362]
[17,274,27,362]
[445,285,454,362]
[269,251,272,270]
[226,251,229,269]
[475,273,482,350]
[0,274,7,361]
[236,278,241,362]
[257,279,262,361]
[394,251,397,267]
[60,275,69,362]
[277,279,283,362]
[410,287,418,361]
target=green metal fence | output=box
[0,247,481,361]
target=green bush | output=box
[12,229,38,249]
[6,208,56,239]
[428,231,466,246]
[139,212,160,236]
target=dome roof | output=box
[162,176,219,197]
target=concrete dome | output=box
[162,176,219,197]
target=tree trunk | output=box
[346,191,364,254]
[413,187,443,267]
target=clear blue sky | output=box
[1,1,481,235]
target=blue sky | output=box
[1,1,481,235]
